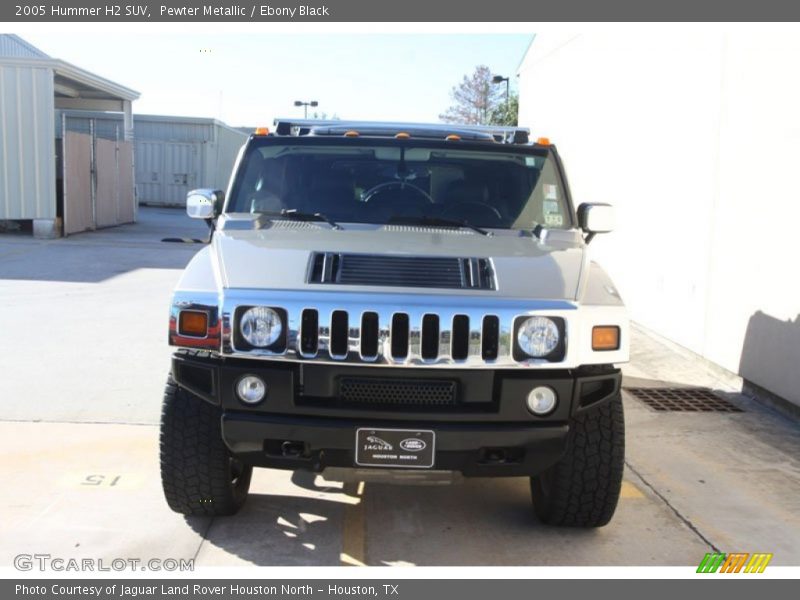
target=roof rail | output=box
[272,118,530,144]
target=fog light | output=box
[526,386,557,415]
[236,375,267,405]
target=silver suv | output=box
[160,120,628,527]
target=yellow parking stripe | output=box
[340,481,366,566]
[620,481,645,499]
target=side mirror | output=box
[577,203,615,242]
[186,189,224,219]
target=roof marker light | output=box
[254,127,270,135]
[536,137,551,146]
[445,134,461,141]
[344,130,360,137]
[395,132,411,139]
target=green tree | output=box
[487,92,519,126]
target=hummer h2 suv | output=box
[160,119,627,527]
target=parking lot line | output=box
[340,482,366,566]
[620,481,645,499]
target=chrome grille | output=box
[219,290,576,368]
[297,309,489,363]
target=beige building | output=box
[518,29,800,408]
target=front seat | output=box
[439,179,503,226]
[248,158,287,213]
[307,171,356,220]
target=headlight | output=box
[240,306,283,347]
[517,316,560,357]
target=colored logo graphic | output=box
[697,552,773,573]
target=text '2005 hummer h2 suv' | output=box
[160,120,627,527]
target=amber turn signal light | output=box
[179,310,208,337]
[592,326,620,351]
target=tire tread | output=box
[159,375,250,516]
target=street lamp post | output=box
[294,100,319,119]
[491,75,510,111]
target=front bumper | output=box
[223,413,569,477]
[171,351,621,477]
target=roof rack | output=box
[271,118,530,144]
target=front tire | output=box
[530,392,625,527]
[159,375,252,516]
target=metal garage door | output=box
[134,140,200,206]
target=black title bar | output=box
[4,0,800,22]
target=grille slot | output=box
[481,315,500,360]
[300,309,319,355]
[391,313,410,359]
[308,253,495,290]
[451,315,470,360]
[360,312,379,359]
[421,314,440,360]
[339,377,458,407]
[330,310,349,358]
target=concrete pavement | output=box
[0,208,797,567]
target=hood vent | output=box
[308,253,495,290]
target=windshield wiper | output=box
[260,208,341,230]
[387,215,491,236]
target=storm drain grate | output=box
[625,387,743,412]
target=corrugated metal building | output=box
[0,34,139,237]
[134,115,247,206]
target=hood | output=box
[213,224,586,301]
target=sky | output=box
[20,33,533,127]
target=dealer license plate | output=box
[355,428,435,469]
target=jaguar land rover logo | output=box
[364,435,393,451]
[400,438,427,452]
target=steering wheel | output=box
[361,180,433,204]
[440,200,503,222]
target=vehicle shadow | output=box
[0,207,207,283]
[361,476,602,566]
[182,485,357,566]
[182,472,610,567]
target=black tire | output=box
[160,375,252,516]
[530,392,625,527]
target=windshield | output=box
[226,139,573,230]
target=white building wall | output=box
[518,29,800,405]
[0,62,56,220]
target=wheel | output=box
[159,375,252,516]
[530,392,625,527]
